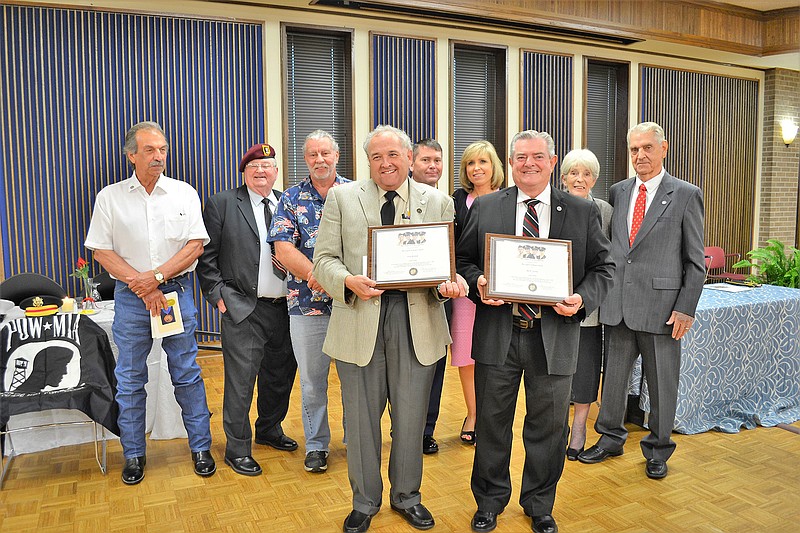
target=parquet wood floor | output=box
[1,349,798,532]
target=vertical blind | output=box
[452,47,503,190]
[285,29,353,185]
[0,5,264,338]
[521,51,573,186]
[585,61,629,201]
[640,66,758,255]
[372,34,436,141]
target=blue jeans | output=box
[289,314,344,452]
[112,276,212,458]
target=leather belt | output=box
[258,296,287,304]
[163,273,190,284]
[512,315,540,329]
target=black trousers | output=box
[219,298,297,457]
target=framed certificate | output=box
[483,233,573,304]
[368,222,455,289]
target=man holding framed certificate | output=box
[313,125,464,533]
[456,130,614,533]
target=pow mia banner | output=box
[1,313,120,436]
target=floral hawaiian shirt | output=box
[268,175,350,315]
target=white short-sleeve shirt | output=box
[85,172,210,276]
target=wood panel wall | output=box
[333,0,799,56]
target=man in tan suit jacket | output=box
[313,125,464,533]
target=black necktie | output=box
[262,198,287,280]
[520,199,540,319]
[381,190,398,226]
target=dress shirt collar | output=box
[247,187,278,209]
[635,167,666,192]
[516,183,552,206]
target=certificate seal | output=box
[528,283,537,292]
[409,268,418,276]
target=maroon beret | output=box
[239,143,276,173]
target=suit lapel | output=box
[549,188,566,238]
[630,173,674,251]
[614,178,634,248]
[357,179,382,227]
[409,180,429,223]
[500,187,517,235]
[236,185,259,237]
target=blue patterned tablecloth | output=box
[630,284,800,434]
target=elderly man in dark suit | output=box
[456,130,614,533]
[196,143,298,476]
[578,122,705,480]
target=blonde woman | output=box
[451,140,505,444]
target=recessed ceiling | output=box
[715,0,799,11]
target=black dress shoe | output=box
[531,514,558,533]
[343,510,372,533]
[390,503,435,530]
[565,446,583,461]
[224,455,262,476]
[255,433,298,451]
[471,510,498,532]
[577,444,623,464]
[645,459,668,479]
[422,435,439,455]
[121,456,146,485]
[192,450,216,477]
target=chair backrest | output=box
[0,273,67,305]
[704,246,726,270]
[94,271,116,301]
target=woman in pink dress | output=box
[451,140,505,444]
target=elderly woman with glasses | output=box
[559,149,613,460]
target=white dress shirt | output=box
[515,184,552,239]
[85,173,209,277]
[248,188,287,298]
[626,168,666,234]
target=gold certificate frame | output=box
[368,222,455,289]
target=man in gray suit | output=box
[313,125,464,533]
[196,143,298,476]
[578,122,705,480]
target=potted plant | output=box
[731,239,800,288]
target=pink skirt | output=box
[450,296,476,367]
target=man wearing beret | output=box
[196,143,298,476]
[269,130,350,474]
[86,121,215,484]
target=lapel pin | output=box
[556,206,563,212]
[416,208,422,213]
[661,200,667,204]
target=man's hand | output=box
[437,280,465,299]
[554,293,583,316]
[307,270,327,295]
[141,288,168,317]
[666,311,694,340]
[127,270,159,296]
[477,275,505,306]
[216,298,227,314]
[345,275,384,301]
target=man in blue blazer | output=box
[456,130,614,533]
[578,122,705,480]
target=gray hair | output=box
[123,121,168,157]
[303,129,340,153]
[509,130,556,158]
[363,125,413,155]
[413,138,443,160]
[560,149,600,180]
[627,122,665,145]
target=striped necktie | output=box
[520,199,540,320]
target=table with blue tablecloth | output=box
[629,284,800,434]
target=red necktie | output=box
[629,183,647,246]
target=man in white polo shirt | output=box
[85,121,215,485]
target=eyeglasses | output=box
[246,162,277,170]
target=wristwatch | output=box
[153,268,165,284]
